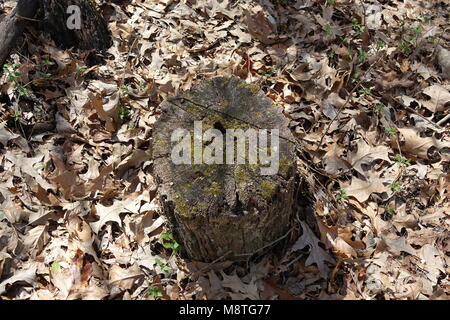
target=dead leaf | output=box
[291,221,335,277]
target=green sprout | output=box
[358,87,372,95]
[76,65,88,76]
[37,71,52,78]
[258,65,277,77]
[13,111,22,122]
[385,127,397,138]
[421,16,432,24]
[374,103,385,113]
[147,287,163,298]
[3,61,21,82]
[327,49,336,59]
[376,40,386,51]
[161,233,181,255]
[390,182,402,192]
[15,83,30,97]
[155,258,170,273]
[400,40,413,55]
[122,83,132,92]
[352,18,365,35]
[42,59,56,66]
[351,72,360,84]
[358,48,369,63]
[118,107,131,121]
[336,188,349,202]
[51,261,61,273]
[384,207,395,216]
[395,155,411,166]
[325,23,332,35]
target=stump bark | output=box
[0,0,111,67]
[153,77,297,262]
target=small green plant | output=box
[374,103,385,113]
[421,16,432,24]
[327,49,336,59]
[375,40,386,51]
[147,287,163,298]
[357,48,368,63]
[37,71,52,78]
[358,87,372,95]
[351,72,360,84]
[118,107,131,121]
[42,59,56,66]
[395,155,411,166]
[76,65,88,76]
[3,61,21,82]
[258,65,277,77]
[13,111,22,122]
[351,18,365,35]
[15,83,30,97]
[384,207,395,216]
[51,261,61,273]
[385,127,397,138]
[336,188,349,202]
[400,40,413,55]
[155,258,170,273]
[327,0,336,5]
[390,182,402,192]
[122,83,132,92]
[161,233,181,255]
[325,23,332,35]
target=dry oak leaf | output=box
[347,139,391,176]
[90,196,144,233]
[291,221,335,277]
[0,266,37,295]
[396,128,450,160]
[421,84,450,113]
[345,171,388,203]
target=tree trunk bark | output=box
[42,0,111,50]
[153,77,297,262]
[0,0,111,67]
[0,0,39,66]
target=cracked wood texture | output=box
[153,77,297,262]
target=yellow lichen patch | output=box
[279,157,292,175]
[260,180,276,198]
[254,112,263,119]
[237,82,260,94]
[174,197,191,217]
[205,181,224,196]
[154,134,168,150]
[235,166,250,184]
[219,99,229,110]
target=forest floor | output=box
[0,0,449,300]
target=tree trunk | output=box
[0,0,110,67]
[42,0,111,50]
[0,0,39,66]
[153,77,297,262]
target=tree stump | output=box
[153,77,297,262]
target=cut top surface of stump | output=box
[153,77,296,220]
